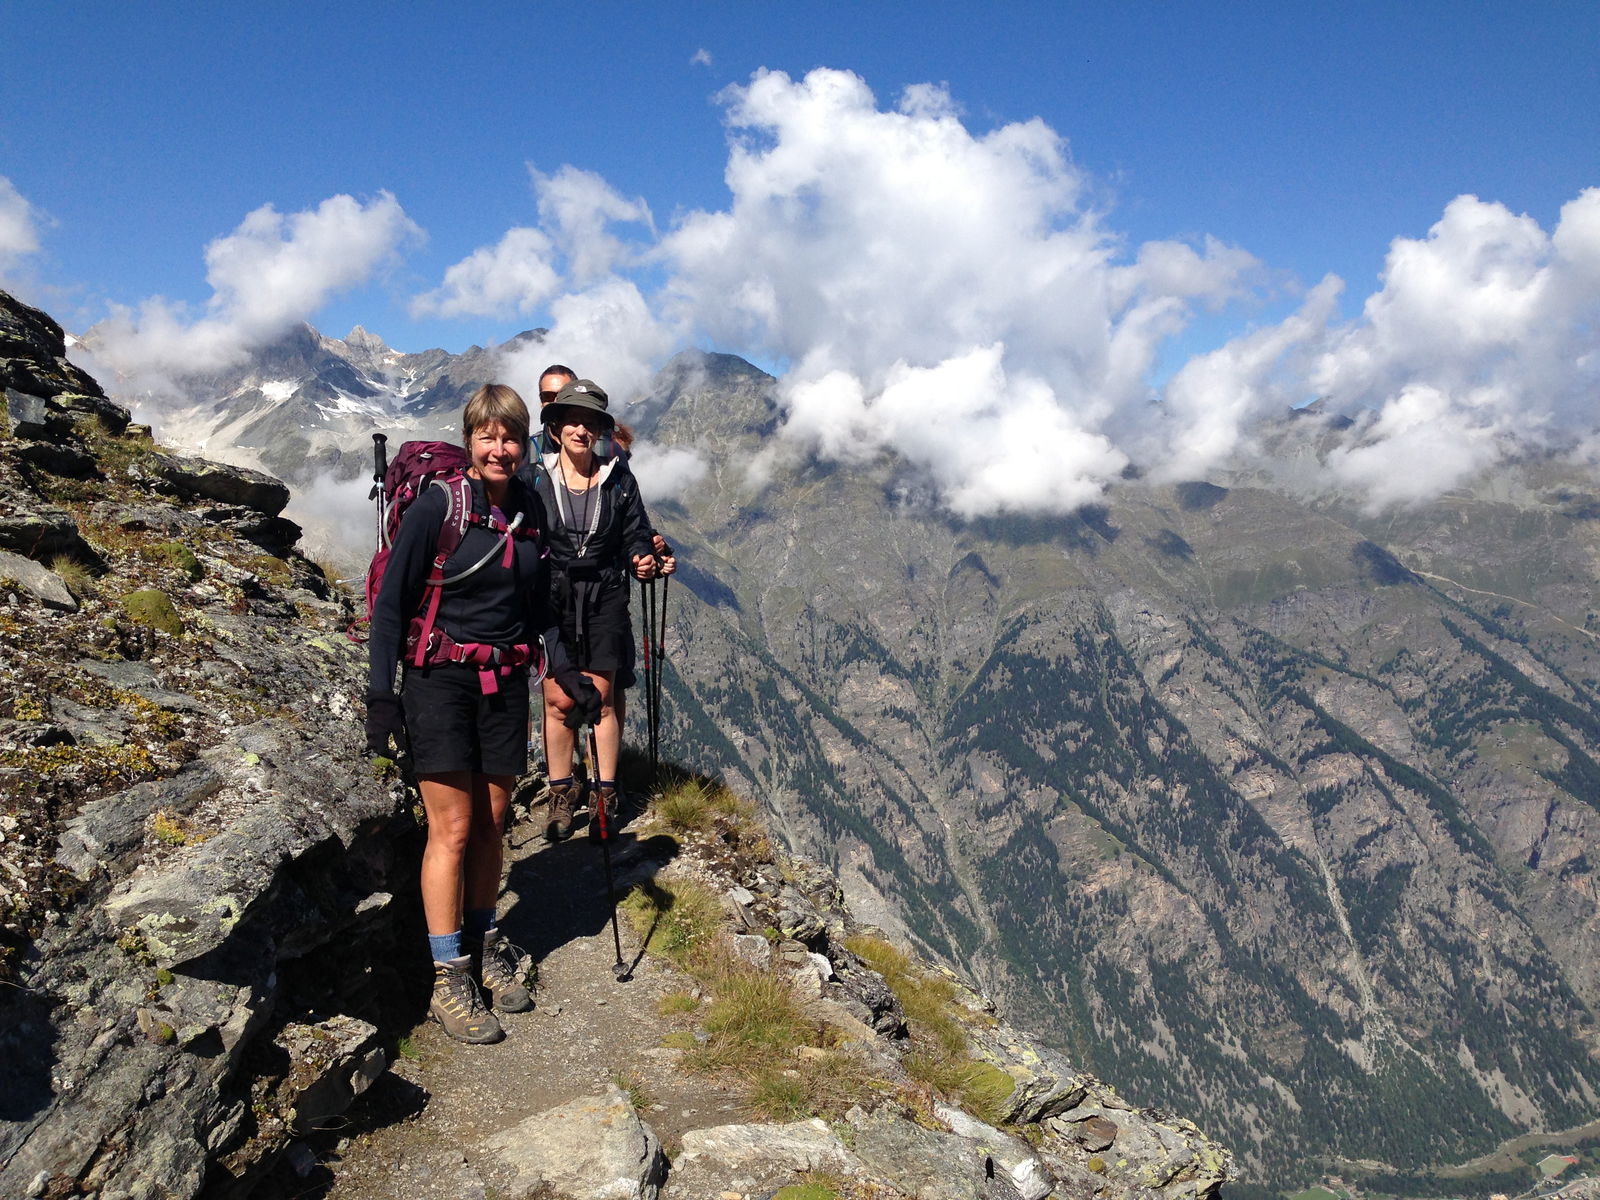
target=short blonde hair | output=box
[463,384,530,446]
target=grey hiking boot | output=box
[476,928,535,1013]
[430,956,503,1044]
[545,780,577,843]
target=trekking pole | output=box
[587,721,629,981]
[370,433,389,547]
[640,575,658,778]
[651,572,668,771]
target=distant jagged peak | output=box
[340,324,388,352]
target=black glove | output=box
[365,692,407,757]
[552,665,603,729]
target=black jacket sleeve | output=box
[367,487,446,696]
[612,465,658,563]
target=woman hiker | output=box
[527,378,675,842]
[365,383,601,1044]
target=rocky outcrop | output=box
[0,289,409,1199]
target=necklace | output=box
[556,453,600,556]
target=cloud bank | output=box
[0,176,43,276]
[87,192,420,396]
[60,68,1600,517]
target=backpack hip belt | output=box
[406,626,547,695]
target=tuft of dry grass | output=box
[49,555,96,599]
[682,961,814,1075]
[747,1051,881,1123]
[620,879,724,968]
[844,934,1015,1125]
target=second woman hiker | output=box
[524,378,675,842]
[365,383,601,1044]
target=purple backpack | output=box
[358,440,473,638]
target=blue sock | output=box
[429,930,462,962]
[549,775,573,786]
[463,908,495,940]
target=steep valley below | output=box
[629,354,1600,1189]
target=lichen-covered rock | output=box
[845,1103,1025,1200]
[476,1083,665,1200]
[0,287,409,1200]
[664,1118,861,1198]
[133,451,291,517]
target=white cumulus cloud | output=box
[410,226,558,318]
[500,276,676,409]
[88,192,421,393]
[0,176,43,275]
[629,443,709,501]
[658,67,1255,515]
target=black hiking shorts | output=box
[555,572,632,675]
[401,663,530,777]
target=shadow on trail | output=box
[499,754,725,965]
[499,802,679,965]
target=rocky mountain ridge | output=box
[616,353,1600,1190]
[0,288,1228,1200]
[73,320,545,488]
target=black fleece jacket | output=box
[367,475,566,697]
[520,453,656,576]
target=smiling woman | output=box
[364,382,601,1044]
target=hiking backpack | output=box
[363,439,474,622]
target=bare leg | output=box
[543,675,577,779]
[417,771,474,936]
[544,670,617,782]
[464,773,516,911]
[589,670,619,782]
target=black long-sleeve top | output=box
[367,475,566,697]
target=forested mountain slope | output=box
[636,351,1600,1188]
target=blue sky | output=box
[3,1,1598,514]
[5,1,1592,350]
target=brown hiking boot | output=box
[430,957,503,1044]
[545,780,577,843]
[587,784,618,842]
[475,928,535,1012]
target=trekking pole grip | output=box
[372,433,389,481]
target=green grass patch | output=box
[657,990,701,1016]
[620,879,725,968]
[845,933,1014,1124]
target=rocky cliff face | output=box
[628,352,1600,1189]
[0,290,410,1197]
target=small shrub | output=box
[151,810,189,846]
[152,542,202,582]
